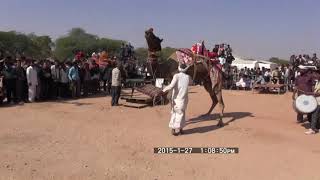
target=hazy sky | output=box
[1,0,319,59]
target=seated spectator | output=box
[236,75,251,89]
[256,68,261,76]
[264,69,272,82]
[255,72,266,85]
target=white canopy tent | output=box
[232,57,259,69]
[257,60,278,70]
[232,57,278,70]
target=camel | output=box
[143,29,225,126]
[151,52,225,127]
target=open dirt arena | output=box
[0,86,319,180]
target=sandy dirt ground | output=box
[0,86,320,180]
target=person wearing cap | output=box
[162,63,191,136]
[26,60,38,102]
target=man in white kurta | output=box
[162,64,190,135]
[26,62,38,102]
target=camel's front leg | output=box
[205,94,218,115]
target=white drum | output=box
[294,95,318,114]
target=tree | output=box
[159,47,177,62]
[135,48,148,64]
[0,31,53,59]
[134,47,177,65]
[29,34,54,58]
[54,28,125,61]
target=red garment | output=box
[191,45,197,54]
[208,52,218,58]
[209,58,222,71]
[295,72,314,93]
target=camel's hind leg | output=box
[203,80,225,127]
[203,82,218,115]
[215,90,225,127]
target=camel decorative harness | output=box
[175,48,223,82]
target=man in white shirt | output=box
[264,69,271,82]
[51,61,61,98]
[26,60,38,102]
[111,62,122,106]
[162,64,190,136]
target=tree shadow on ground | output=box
[183,112,254,135]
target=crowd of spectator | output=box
[226,65,295,91]
[2,50,318,105]
[0,55,122,105]
[290,53,319,67]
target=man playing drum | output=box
[293,68,320,134]
[292,69,314,123]
[306,82,320,134]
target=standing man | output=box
[90,61,100,94]
[15,59,27,103]
[305,82,320,134]
[102,61,113,94]
[59,63,69,98]
[83,63,91,96]
[111,62,122,106]
[292,68,315,123]
[68,61,81,98]
[40,61,52,100]
[162,63,190,136]
[26,60,38,102]
[2,58,17,104]
[51,61,61,99]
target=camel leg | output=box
[206,92,218,115]
[215,90,225,127]
[203,80,225,127]
[203,82,217,115]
